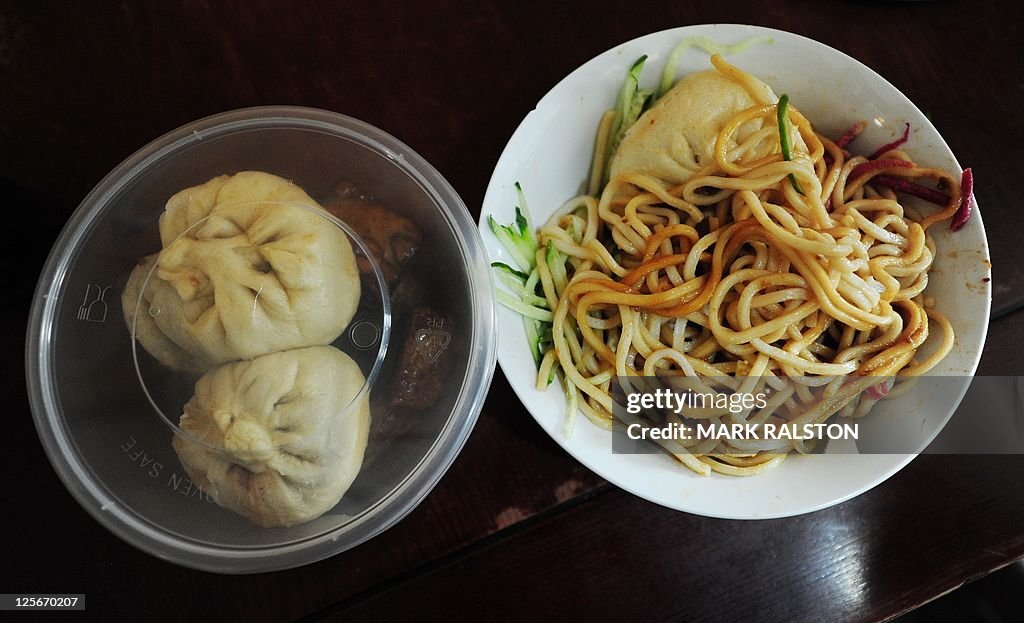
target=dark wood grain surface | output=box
[4,1,1023,621]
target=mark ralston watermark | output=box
[624,419,859,443]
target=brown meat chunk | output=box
[390,307,454,410]
[322,182,422,289]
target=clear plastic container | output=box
[26,107,497,573]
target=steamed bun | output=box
[171,345,370,527]
[121,253,198,371]
[122,171,360,372]
[609,69,778,186]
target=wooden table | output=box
[4,1,1023,620]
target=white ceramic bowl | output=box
[479,24,990,519]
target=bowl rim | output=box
[26,105,498,573]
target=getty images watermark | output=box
[613,379,864,453]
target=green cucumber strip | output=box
[524,317,541,366]
[491,261,529,282]
[605,55,652,175]
[562,372,579,438]
[657,35,774,97]
[546,240,569,295]
[488,214,534,272]
[538,324,553,344]
[497,289,554,322]
[492,263,548,306]
[490,182,553,371]
[776,94,805,194]
[514,182,533,233]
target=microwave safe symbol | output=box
[77,283,112,323]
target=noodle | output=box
[532,54,961,476]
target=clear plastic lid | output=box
[26,108,497,572]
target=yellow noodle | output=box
[529,55,964,477]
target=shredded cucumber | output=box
[487,212,533,273]
[491,261,528,281]
[546,240,569,294]
[492,262,549,307]
[487,183,537,273]
[605,55,653,180]
[561,374,578,438]
[496,289,553,322]
[657,35,774,97]
[489,183,563,368]
[777,94,804,194]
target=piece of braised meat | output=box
[322,182,422,290]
